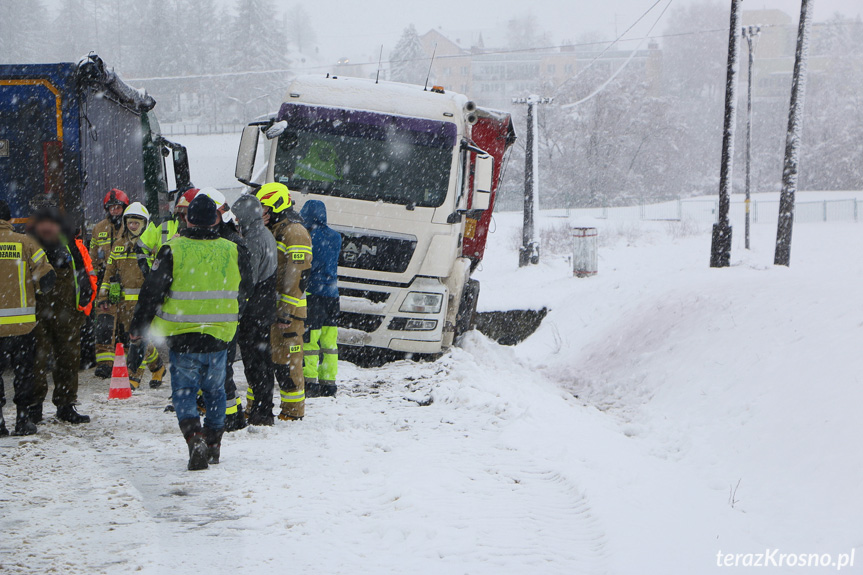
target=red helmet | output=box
[103,188,130,209]
[176,188,200,211]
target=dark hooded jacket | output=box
[232,194,278,326]
[29,207,93,326]
[299,200,341,299]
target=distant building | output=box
[418,29,662,109]
[741,8,837,101]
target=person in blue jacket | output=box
[298,200,341,397]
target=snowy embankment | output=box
[2,201,861,573]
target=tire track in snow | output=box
[2,353,609,574]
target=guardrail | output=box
[564,198,861,224]
[159,123,245,137]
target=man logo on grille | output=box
[343,242,377,263]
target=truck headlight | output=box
[399,292,443,314]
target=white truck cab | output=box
[235,75,514,356]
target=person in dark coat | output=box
[29,207,93,424]
[232,194,278,425]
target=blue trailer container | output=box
[0,55,188,231]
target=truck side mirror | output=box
[172,145,190,190]
[235,125,260,185]
[472,153,494,211]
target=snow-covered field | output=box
[3,206,860,574]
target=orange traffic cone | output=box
[108,343,132,399]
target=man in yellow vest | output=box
[130,195,251,470]
[0,201,56,436]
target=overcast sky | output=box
[288,0,861,62]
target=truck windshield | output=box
[273,104,457,208]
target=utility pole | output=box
[513,95,553,267]
[775,0,814,266]
[710,0,742,268]
[743,25,761,250]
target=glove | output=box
[108,282,123,304]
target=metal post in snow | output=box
[710,0,743,268]
[775,0,814,266]
[743,24,761,250]
[513,95,553,267]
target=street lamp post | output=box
[513,95,553,267]
[743,25,761,250]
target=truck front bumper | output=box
[336,276,448,355]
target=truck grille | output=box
[336,312,384,333]
[338,230,417,274]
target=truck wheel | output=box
[454,279,480,343]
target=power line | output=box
[560,0,674,108]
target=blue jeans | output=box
[169,349,227,431]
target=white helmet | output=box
[123,202,150,223]
[197,188,226,209]
[221,209,238,226]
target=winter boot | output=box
[224,409,247,433]
[247,406,274,426]
[320,384,337,397]
[0,410,8,437]
[129,367,144,390]
[305,381,322,398]
[179,418,208,471]
[149,364,166,389]
[28,403,42,424]
[56,405,90,424]
[278,402,303,422]
[204,427,224,465]
[13,408,37,436]
[94,363,113,380]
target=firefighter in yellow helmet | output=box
[96,203,166,389]
[248,183,311,422]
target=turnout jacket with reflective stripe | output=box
[0,220,56,336]
[130,227,253,353]
[89,217,123,276]
[269,211,312,323]
[97,232,150,305]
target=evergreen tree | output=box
[390,24,427,85]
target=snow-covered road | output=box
[2,346,613,574]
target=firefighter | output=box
[30,207,93,424]
[0,201,56,436]
[96,203,166,389]
[299,200,341,398]
[198,188,251,431]
[251,183,311,421]
[232,194,277,426]
[92,189,129,377]
[130,194,251,470]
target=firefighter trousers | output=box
[271,318,305,419]
[95,305,161,373]
[223,333,243,417]
[0,332,37,411]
